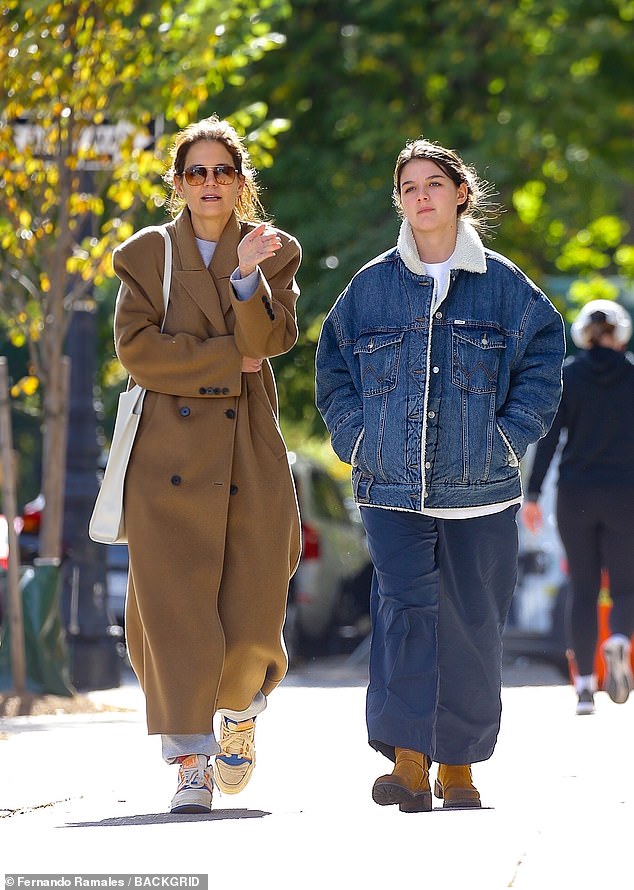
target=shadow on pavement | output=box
[64,808,271,827]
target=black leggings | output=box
[557,486,634,675]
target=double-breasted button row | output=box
[261,294,275,321]
[170,476,238,492]
[180,401,234,418]
[198,386,230,395]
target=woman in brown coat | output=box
[112,116,301,814]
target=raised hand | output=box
[237,223,282,277]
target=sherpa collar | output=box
[397,218,487,276]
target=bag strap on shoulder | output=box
[160,227,173,332]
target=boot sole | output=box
[434,779,481,809]
[372,781,432,813]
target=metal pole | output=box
[0,357,26,693]
[61,302,121,690]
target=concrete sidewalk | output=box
[1,659,632,888]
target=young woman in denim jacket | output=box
[316,138,565,812]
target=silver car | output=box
[285,452,372,659]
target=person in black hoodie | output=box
[523,300,634,715]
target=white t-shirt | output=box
[424,256,453,310]
[195,237,258,300]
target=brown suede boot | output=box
[434,763,481,809]
[372,747,432,812]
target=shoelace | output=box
[220,722,255,761]
[178,762,211,790]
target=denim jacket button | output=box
[432,366,439,373]
[428,410,436,418]
[435,311,442,319]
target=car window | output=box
[310,469,349,522]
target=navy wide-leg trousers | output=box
[360,505,519,765]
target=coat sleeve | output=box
[496,293,565,463]
[113,230,243,398]
[230,232,301,359]
[315,301,365,465]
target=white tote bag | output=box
[89,228,172,544]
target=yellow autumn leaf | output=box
[21,376,40,396]
[116,221,134,241]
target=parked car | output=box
[104,543,128,629]
[15,493,127,635]
[286,452,372,659]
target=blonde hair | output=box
[164,116,267,222]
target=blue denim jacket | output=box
[315,221,565,513]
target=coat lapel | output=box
[171,209,234,335]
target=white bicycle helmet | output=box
[570,299,632,349]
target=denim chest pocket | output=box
[452,328,506,394]
[354,331,404,396]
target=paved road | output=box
[1,654,631,889]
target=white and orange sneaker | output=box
[170,754,213,814]
[214,717,256,794]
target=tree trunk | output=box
[39,355,70,560]
[0,357,26,693]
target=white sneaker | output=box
[576,688,595,715]
[214,717,256,794]
[601,634,633,705]
[170,754,213,814]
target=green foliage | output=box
[2,0,633,480]
[0,0,292,349]
[0,0,291,506]
[216,0,634,432]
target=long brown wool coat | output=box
[112,208,302,734]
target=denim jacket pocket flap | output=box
[452,328,506,394]
[354,331,404,396]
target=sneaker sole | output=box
[213,760,255,795]
[602,641,633,704]
[170,789,212,815]
[372,780,432,813]
[576,705,595,716]
[170,802,211,815]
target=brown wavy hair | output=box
[392,137,499,232]
[164,115,267,222]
